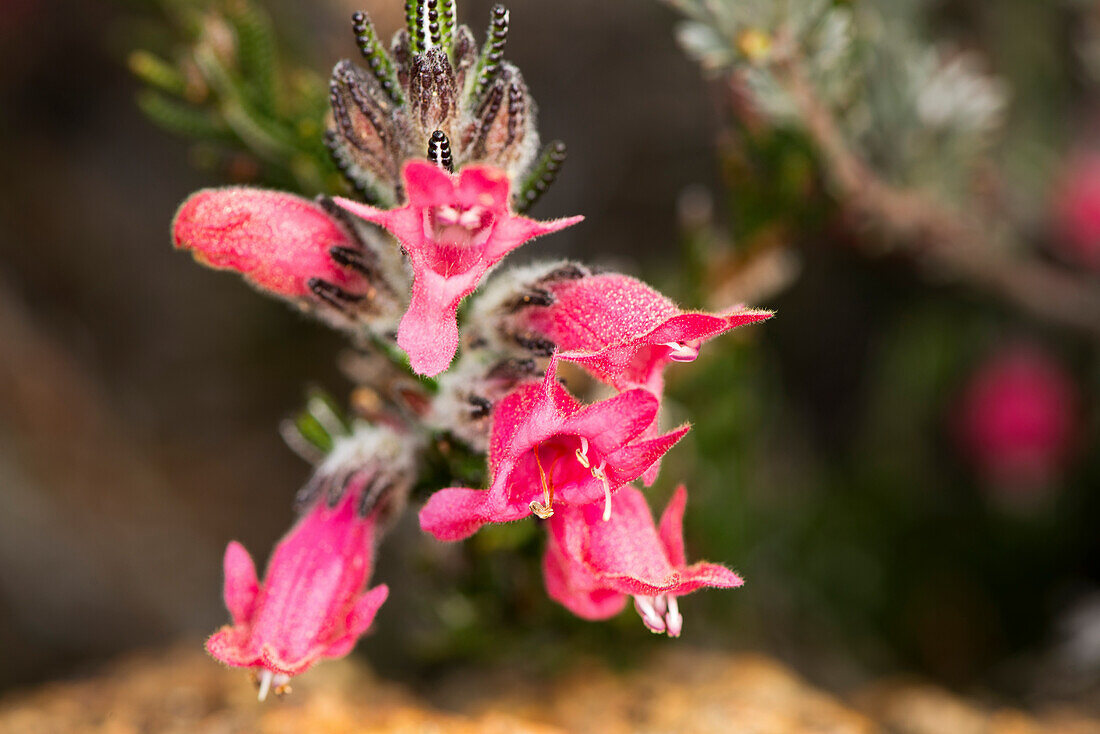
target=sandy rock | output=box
[854,679,1100,734]
[0,646,560,734]
[2,645,1099,734]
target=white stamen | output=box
[257,669,273,702]
[575,436,591,468]
[665,596,683,638]
[633,596,666,633]
[663,341,699,362]
[593,461,612,521]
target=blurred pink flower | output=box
[205,476,389,699]
[543,485,743,636]
[173,187,369,302]
[419,356,689,541]
[336,161,582,376]
[954,345,1079,493]
[1054,153,1100,270]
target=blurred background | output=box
[0,0,1099,715]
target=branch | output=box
[768,44,1100,339]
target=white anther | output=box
[663,341,699,362]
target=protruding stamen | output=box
[574,435,590,468]
[592,461,612,522]
[664,341,699,362]
[665,596,683,638]
[531,442,554,518]
[634,596,666,634]
[427,130,454,172]
[257,668,274,702]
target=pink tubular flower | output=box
[543,485,743,636]
[335,161,583,376]
[511,270,770,484]
[954,344,1079,495]
[521,272,772,394]
[173,187,370,305]
[419,356,690,542]
[205,475,389,699]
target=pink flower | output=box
[205,474,389,699]
[173,187,372,308]
[954,344,1078,494]
[520,271,772,394]
[335,161,582,376]
[1054,152,1100,270]
[419,356,690,541]
[543,485,743,636]
[509,270,770,483]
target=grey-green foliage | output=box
[128,0,337,195]
[668,0,1007,205]
[848,8,1007,195]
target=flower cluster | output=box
[174,0,770,697]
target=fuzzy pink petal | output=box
[322,584,389,659]
[223,541,260,627]
[542,536,627,620]
[419,487,527,541]
[485,215,584,259]
[332,196,418,246]
[677,562,744,591]
[397,268,482,376]
[205,626,259,668]
[563,387,660,456]
[583,487,675,586]
[603,423,691,486]
[657,486,688,568]
[173,188,364,299]
[456,165,511,212]
[405,159,459,206]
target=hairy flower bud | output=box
[172,187,406,331]
[206,425,416,699]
